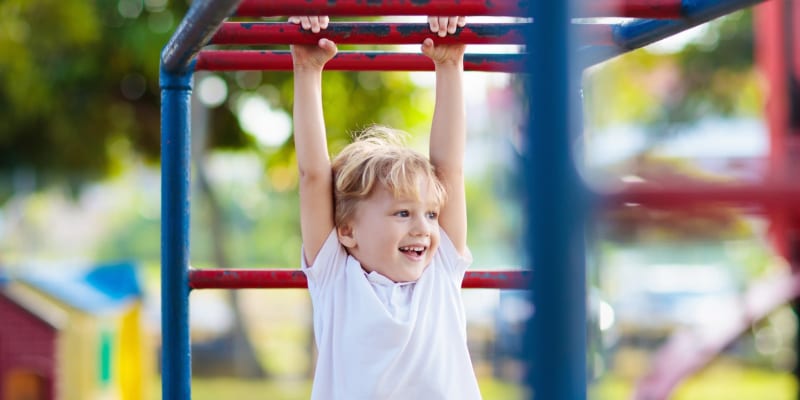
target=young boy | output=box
[290,15,480,399]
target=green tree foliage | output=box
[0,1,428,199]
[583,10,761,130]
[0,0,170,183]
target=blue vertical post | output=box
[524,0,587,398]
[160,1,241,398]
[160,64,194,400]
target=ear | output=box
[337,224,357,248]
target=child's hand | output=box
[421,38,465,66]
[288,15,330,33]
[291,38,338,70]
[427,16,466,37]
[289,16,337,70]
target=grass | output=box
[591,360,797,400]
[191,379,310,400]
[151,377,523,400]
[149,363,796,400]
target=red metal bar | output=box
[582,0,682,18]
[195,50,524,72]
[236,0,526,17]
[210,22,614,47]
[211,22,527,45]
[235,0,683,18]
[189,268,531,289]
[755,0,800,260]
[603,182,800,209]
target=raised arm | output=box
[422,17,468,256]
[290,16,337,265]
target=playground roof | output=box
[18,261,143,314]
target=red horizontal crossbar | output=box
[209,22,614,45]
[210,22,615,47]
[195,51,524,72]
[582,0,682,18]
[211,22,527,45]
[237,0,526,17]
[604,182,800,209]
[189,268,531,289]
[235,0,682,18]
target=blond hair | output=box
[331,125,447,227]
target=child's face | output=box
[337,181,441,283]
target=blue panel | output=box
[85,261,142,299]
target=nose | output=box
[410,215,431,236]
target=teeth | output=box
[400,246,425,252]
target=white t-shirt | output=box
[302,228,482,400]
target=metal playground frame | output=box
[160,0,797,398]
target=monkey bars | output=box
[211,22,529,45]
[189,269,532,289]
[235,0,684,19]
[162,0,765,74]
[196,51,526,72]
[160,0,786,399]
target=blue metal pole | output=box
[160,1,240,397]
[579,0,765,66]
[524,0,587,398]
[160,63,194,400]
[162,0,242,73]
[614,0,765,49]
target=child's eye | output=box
[395,210,410,217]
[426,211,438,219]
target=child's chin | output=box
[404,268,427,282]
[391,269,424,283]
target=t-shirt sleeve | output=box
[435,228,474,285]
[301,229,348,294]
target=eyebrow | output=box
[391,199,441,210]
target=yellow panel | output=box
[117,305,146,400]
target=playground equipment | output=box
[160,0,795,399]
[0,262,150,400]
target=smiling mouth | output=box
[399,246,426,257]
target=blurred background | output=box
[0,1,796,399]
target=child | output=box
[290,15,480,399]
